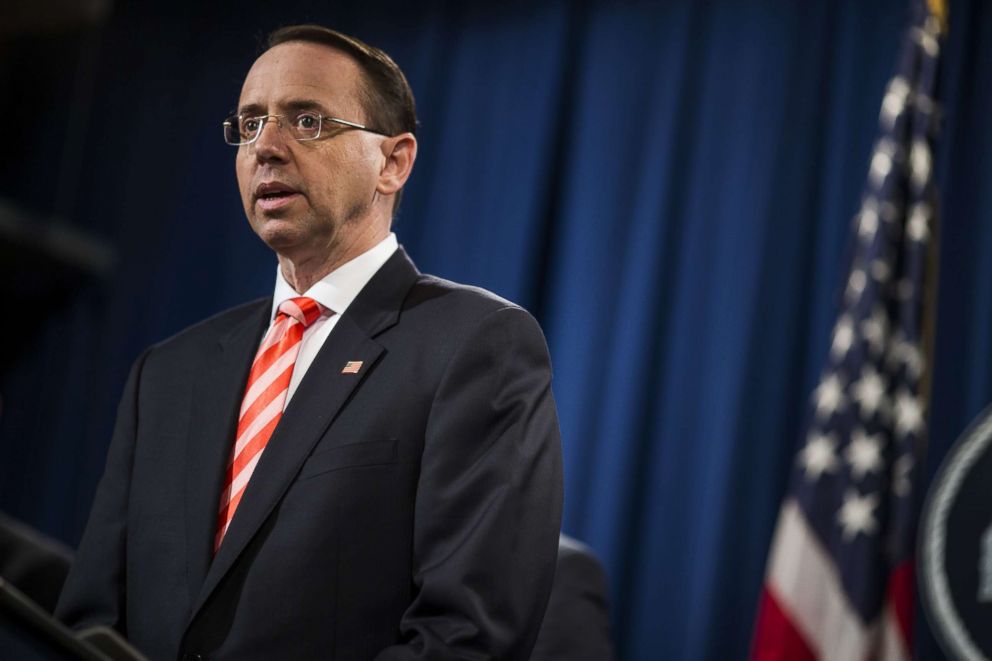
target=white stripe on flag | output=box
[767,499,873,661]
[878,604,911,661]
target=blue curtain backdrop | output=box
[2,0,991,659]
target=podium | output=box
[0,578,146,660]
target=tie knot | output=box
[277,297,324,328]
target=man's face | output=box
[236,41,384,261]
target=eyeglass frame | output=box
[222,110,389,146]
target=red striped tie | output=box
[214,296,325,551]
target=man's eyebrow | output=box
[282,99,328,112]
[236,99,330,116]
[237,102,265,117]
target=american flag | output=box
[751,0,944,659]
[341,361,364,374]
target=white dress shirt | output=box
[268,232,398,405]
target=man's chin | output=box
[259,231,304,253]
[251,217,303,249]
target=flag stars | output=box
[870,152,893,189]
[907,203,930,242]
[880,77,910,128]
[831,315,856,360]
[858,201,879,239]
[914,25,940,60]
[799,432,840,481]
[845,430,884,480]
[902,344,923,379]
[838,489,879,540]
[887,335,923,379]
[870,142,895,188]
[851,366,888,418]
[910,138,932,191]
[846,269,867,304]
[893,389,925,437]
[813,373,847,419]
[860,307,889,355]
[871,259,891,283]
[915,91,936,116]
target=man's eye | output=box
[296,113,319,130]
[241,118,261,134]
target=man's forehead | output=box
[238,42,363,113]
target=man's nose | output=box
[253,117,290,161]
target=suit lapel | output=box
[188,247,420,622]
[184,300,270,602]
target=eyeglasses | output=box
[222,110,387,146]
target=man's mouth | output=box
[255,182,301,210]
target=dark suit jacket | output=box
[56,248,563,661]
[531,535,614,661]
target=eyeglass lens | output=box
[223,112,322,145]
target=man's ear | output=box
[377,133,417,196]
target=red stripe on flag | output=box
[886,559,914,646]
[751,587,817,661]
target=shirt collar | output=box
[271,233,398,321]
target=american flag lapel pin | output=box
[341,361,363,374]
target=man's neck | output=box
[278,256,339,294]
[278,230,390,294]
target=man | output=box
[56,25,563,660]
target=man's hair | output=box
[265,25,418,214]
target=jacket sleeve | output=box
[55,349,150,633]
[374,306,564,661]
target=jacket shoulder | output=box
[406,274,525,319]
[149,298,269,354]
